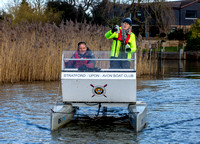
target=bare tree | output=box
[130,0,175,36]
[149,0,175,34]
[91,0,114,26]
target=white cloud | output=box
[0,0,7,9]
[0,0,14,10]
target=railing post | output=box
[150,48,152,73]
[179,49,183,60]
[134,53,137,71]
[61,53,64,70]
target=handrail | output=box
[62,68,136,72]
[63,58,136,61]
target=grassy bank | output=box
[0,20,158,83]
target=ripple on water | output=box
[0,71,200,143]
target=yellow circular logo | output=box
[94,87,104,95]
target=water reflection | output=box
[159,60,200,78]
[0,60,200,143]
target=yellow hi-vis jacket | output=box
[105,27,137,59]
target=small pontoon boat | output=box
[51,51,147,132]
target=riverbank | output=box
[156,51,200,60]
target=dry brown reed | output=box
[0,19,158,83]
[136,49,158,77]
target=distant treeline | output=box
[0,0,127,27]
[0,0,178,37]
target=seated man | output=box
[65,41,95,69]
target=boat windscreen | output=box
[62,51,136,72]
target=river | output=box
[0,60,200,144]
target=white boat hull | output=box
[51,104,74,131]
[128,101,147,132]
[61,72,136,103]
[50,51,147,132]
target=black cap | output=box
[123,18,132,25]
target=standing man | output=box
[105,18,137,69]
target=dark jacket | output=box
[66,48,95,68]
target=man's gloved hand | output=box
[78,65,87,70]
[126,48,131,52]
[125,44,131,53]
[112,25,119,33]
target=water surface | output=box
[0,60,200,143]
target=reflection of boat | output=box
[51,51,147,132]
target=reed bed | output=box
[136,49,158,77]
[0,19,158,83]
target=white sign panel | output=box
[62,72,136,79]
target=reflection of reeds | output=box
[0,20,158,83]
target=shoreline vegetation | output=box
[0,20,159,83]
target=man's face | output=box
[122,22,131,30]
[78,44,87,55]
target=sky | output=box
[0,0,24,10]
[0,0,10,10]
[0,0,178,11]
[0,0,47,11]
